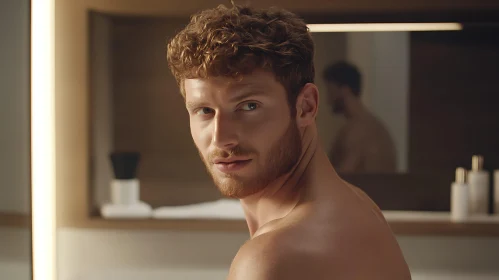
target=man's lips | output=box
[213,157,251,164]
[213,158,252,172]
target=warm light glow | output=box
[307,23,462,32]
[31,0,56,280]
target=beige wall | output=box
[58,229,499,280]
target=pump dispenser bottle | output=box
[451,167,469,222]
[468,155,489,215]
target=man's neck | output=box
[239,127,337,237]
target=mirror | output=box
[311,26,499,211]
[312,28,499,175]
[88,12,499,212]
[0,0,32,279]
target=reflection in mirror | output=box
[312,26,499,211]
[89,12,499,212]
[312,28,499,175]
[0,0,32,279]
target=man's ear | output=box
[295,83,319,127]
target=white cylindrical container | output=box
[451,167,469,222]
[111,179,140,205]
[494,170,499,215]
[468,155,490,215]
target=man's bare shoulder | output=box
[227,230,322,280]
[227,203,411,280]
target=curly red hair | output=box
[166,4,315,108]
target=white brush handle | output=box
[111,179,139,205]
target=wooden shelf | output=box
[70,211,499,237]
[70,216,249,232]
[0,212,31,228]
[390,220,499,237]
[385,211,499,237]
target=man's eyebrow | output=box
[229,88,267,102]
[185,87,267,110]
[185,101,209,111]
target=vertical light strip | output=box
[31,0,56,280]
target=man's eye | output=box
[196,107,214,115]
[240,102,259,111]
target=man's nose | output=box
[212,113,238,149]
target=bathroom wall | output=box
[0,1,32,280]
[408,30,499,172]
[0,0,30,215]
[58,229,499,280]
[0,228,32,280]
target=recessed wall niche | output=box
[89,13,224,214]
[89,11,499,215]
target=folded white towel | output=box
[152,199,245,220]
[101,201,152,219]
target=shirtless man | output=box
[323,61,397,173]
[167,4,411,279]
